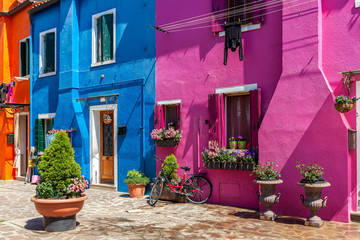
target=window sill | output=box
[218,23,261,37]
[39,72,56,78]
[91,59,115,68]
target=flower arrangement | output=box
[103,113,112,120]
[335,95,359,104]
[167,122,176,130]
[237,136,246,141]
[229,136,236,141]
[65,176,89,198]
[295,162,325,183]
[251,161,281,180]
[150,128,182,142]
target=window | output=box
[212,0,263,33]
[356,0,360,8]
[39,28,56,77]
[92,9,116,67]
[208,87,260,149]
[19,37,30,77]
[35,118,54,153]
[154,100,182,130]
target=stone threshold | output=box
[90,184,116,191]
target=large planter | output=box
[31,195,88,232]
[127,184,146,198]
[254,179,283,221]
[155,140,178,147]
[205,161,222,169]
[297,181,331,227]
[334,102,354,113]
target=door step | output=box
[350,212,360,222]
[90,184,116,191]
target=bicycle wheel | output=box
[147,177,164,206]
[186,176,212,204]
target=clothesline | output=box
[162,0,289,30]
[46,128,77,135]
[169,0,314,33]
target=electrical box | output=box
[348,129,357,149]
[7,134,14,144]
[118,125,126,136]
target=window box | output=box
[155,140,179,147]
[205,161,222,169]
[223,161,238,170]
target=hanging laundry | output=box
[0,83,8,103]
[224,22,244,65]
[6,81,15,103]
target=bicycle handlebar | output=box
[154,155,176,165]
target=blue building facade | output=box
[29,0,156,191]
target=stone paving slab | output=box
[0,180,359,239]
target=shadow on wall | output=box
[274,93,350,222]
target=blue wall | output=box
[31,0,156,192]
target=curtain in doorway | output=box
[13,114,20,169]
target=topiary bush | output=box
[160,154,179,180]
[38,131,81,198]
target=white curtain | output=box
[13,114,20,169]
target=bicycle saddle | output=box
[180,166,191,171]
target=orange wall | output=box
[0,1,31,180]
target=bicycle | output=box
[147,156,212,206]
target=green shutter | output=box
[45,32,55,73]
[49,118,54,131]
[20,41,27,77]
[35,119,45,152]
[101,14,113,61]
[96,17,102,62]
[26,39,30,76]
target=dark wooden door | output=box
[100,111,114,184]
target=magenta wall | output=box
[156,0,359,222]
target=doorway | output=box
[89,104,117,187]
[15,113,28,177]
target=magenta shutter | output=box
[154,104,160,129]
[175,103,181,129]
[212,0,226,33]
[160,105,165,128]
[219,94,226,148]
[208,94,220,144]
[250,89,261,148]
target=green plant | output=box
[124,169,150,185]
[150,128,182,142]
[36,182,55,199]
[160,154,179,180]
[38,131,81,198]
[296,162,324,183]
[65,176,89,197]
[251,161,281,180]
[335,95,359,104]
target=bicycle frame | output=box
[156,157,198,195]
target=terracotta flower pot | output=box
[127,184,146,198]
[31,195,88,232]
[297,181,331,227]
[103,118,112,124]
[254,179,283,221]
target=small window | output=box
[20,37,30,77]
[225,94,251,148]
[92,9,116,66]
[39,28,56,76]
[154,101,182,130]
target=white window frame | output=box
[356,0,360,8]
[39,28,57,78]
[19,36,30,78]
[91,8,116,68]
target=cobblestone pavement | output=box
[0,181,359,239]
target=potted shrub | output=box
[228,137,237,149]
[124,170,150,198]
[251,161,283,221]
[237,136,247,149]
[103,113,112,124]
[334,95,359,113]
[150,128,182,147]
[296,162,331,227]
[31,131,89,232]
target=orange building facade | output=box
[0,0,32,180]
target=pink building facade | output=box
[155,0,360,222]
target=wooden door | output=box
[100,111,114,184]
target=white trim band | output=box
[216,84,257,94]
[157,99,182,105]
[38,113,56,119]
